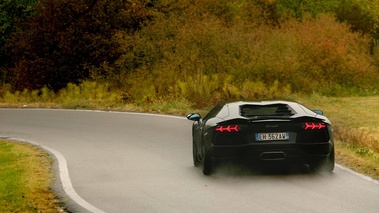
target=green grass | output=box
[335,142,379,180]
[0,140,64,212]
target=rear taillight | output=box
[304,122,326,130]
[215,125,239,132]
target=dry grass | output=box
[335,140,379,180]
[0,140,65,212]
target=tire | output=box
[202,148,213,175]
[193,140,201,167]
[309,148,335,173]
[325,148,335,172]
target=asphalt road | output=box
[0,109,378,213]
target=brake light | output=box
[215,125,239,132]
[304,122,326,130]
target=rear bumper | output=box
[209,141,333,164]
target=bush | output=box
[3,0,379,108]
[111,8,379,106]
[57,81,123,108]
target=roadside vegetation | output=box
[1,0,379,211]
[0,140,65,212]
[297,95,379,180]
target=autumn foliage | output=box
[3,0,152,91]
[1,0,379,106]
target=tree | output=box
[4,0,153,91]
[0,0,38,83]
[335,0,379,36]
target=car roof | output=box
[220,100,318,119]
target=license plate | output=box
[256,132,289,141]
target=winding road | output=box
[0,109,378,213]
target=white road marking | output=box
[9,138,106,213]
[336,164,379,185]
[43,145,107,213]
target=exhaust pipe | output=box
[260,152,286,160]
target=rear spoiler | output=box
[217,116,327,125]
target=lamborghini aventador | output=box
[187,101,335,175]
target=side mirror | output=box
[186,113,201,121]
[312,110,323,115]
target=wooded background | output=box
[1,0,379,106]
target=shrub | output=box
[110,2,379,106]
[282,14,379,94]
[57,81,123,108]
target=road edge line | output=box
[335,164,379,185]
[8,138,107,213]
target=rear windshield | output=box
[240,104,295,117]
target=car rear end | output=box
[210,103,334,170]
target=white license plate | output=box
[256,132,289,141]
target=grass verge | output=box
[0,140,65,212]
[335,141,379,180]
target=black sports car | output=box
[187,101,334,175]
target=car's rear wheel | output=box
[202,147,214,175]
[325,148,335,172]
[309,148,335,172]
[193,140,201,167]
